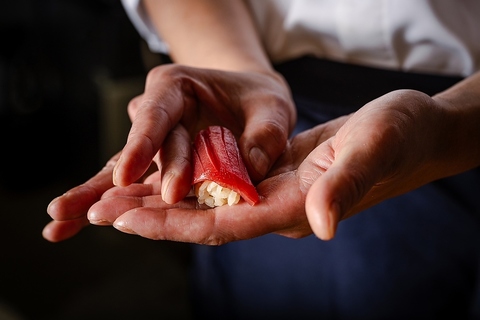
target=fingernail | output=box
[326,201,340,239]
[249,147,269,177]
[46,196,60,213]
[161,171,174,204]
[88,210,111,225]
[89,219,111,226]
[113,168,118,186]
[114,220,137,235]
[112,157,122,186]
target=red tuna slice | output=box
[192,126,259,206]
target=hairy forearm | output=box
[143,0,271,73]
[433,71,480,175]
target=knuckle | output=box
[199,214,234,246]
[127,95,142,120]
[260,120,290,151]
[145,64,187,87]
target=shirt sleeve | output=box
[120,0,169,54]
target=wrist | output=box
[432,94,480,176]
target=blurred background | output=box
[0,1,192,319]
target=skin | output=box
[43,0,480,243]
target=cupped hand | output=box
[303,89,455,240]
[85,116,347,244]
[43,64,294,243]
[114,64,296,204]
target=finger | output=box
[113,66,195,187]
[268,117,349,177]
[44,153,119,242]
[112,200,289,244]
[42,217,90,242]
[156,124,193,204]
[47,152,119,221]
[113,207,219,243]
[239,95,295,181]
[143,170,162,185]
[88,193,195,226]
[101,183,160,199]
[88,196,142,226]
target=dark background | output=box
[0,1,191,319]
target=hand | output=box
[84,116,347,244]
[114,64,296,204]
[303,89,459,240]
[43,64,294,242]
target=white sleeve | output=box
[120,0,169,53]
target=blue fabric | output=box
[189,57,480,319]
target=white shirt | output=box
[121,0,480,77]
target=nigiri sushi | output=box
[192,126,259,207]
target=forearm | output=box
[433,71,480,175]
[143,0,271,73]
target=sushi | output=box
[192,126,260,207]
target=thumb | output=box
[304,142,385,240]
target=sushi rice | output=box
[195,180,240,207]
